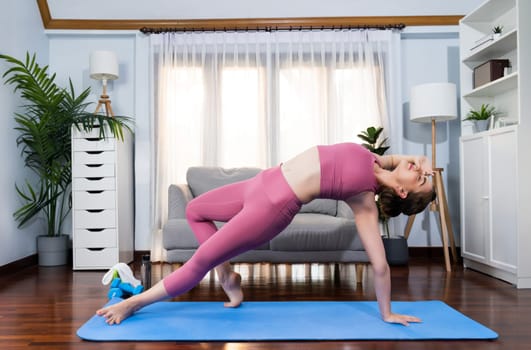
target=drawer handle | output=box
[86,177,103,181]
[84,137,102,142]
[86,164,103,168]
[87,248,105,251]
[87,228,105,232]
[86,209,104,213]
[86,151,104,155]
[87,190,104,194]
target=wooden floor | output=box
[1,257,530,349]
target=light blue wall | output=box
[399,28,461,247]
[46,31,150,251]
[0,0,49,266]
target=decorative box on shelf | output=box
[473,59,510,88]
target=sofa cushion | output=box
[187,166,261,197]
[163,219,199,249]
[270,213,363,251]
[162,219,270,250]
[299,198,337,216]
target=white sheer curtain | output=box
[149,29,402,260]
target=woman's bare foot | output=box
[96,298,140,325]
[220,271,243,308]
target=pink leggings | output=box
[163,166,302,296]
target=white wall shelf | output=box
[463,71,518,98]
[463,29,517,63]
[460,124,517,140]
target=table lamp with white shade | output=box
[90,50,119,117]
[406,82,458,272]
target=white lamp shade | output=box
[410,82,457,123]
[89,51,119,81]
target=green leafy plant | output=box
[1,52,133,236]
[463,103,497,121]
[492,25,503,34]
[358,126,391,237]
[356,126,390,155]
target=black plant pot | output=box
[382,236,409,266]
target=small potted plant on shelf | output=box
[463,103,498,133]
[492,25,503,39]
[357,126,408,265]
[1,52,132,266]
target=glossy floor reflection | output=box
[0,258,529,349]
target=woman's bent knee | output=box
[185,198,200,223]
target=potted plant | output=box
[492,25,503,39]
[376,200,409,266]
[463,103,498,133]
[357,126,408,265]
[1,52,132,266]
[357,126,389,155]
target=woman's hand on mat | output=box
[384,313,422,326]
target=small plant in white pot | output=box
[463,103,498,133]
[492,25,503,39]
[358,126,408,265]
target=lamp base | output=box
[94,94,114,117]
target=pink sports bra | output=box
[317,143,380,200]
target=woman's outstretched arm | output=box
[347,192,421,326]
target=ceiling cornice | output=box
[37,0,462,31]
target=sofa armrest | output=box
[168,184,194,219]
[336,200,354,219]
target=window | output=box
[155,31,390,183]
[219,67,266,167]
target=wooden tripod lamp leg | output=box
[94,95,115,117]
[434,170,458,262]
[403,215,416,240]
[94,101,103,115]
[105,100,114,117]
[404,171,456,272]
[434,169,452,272]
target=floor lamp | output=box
[90,50,119,117]
[407,82,458,272]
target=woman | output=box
[97,142,435,326]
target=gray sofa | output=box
[162,166,369,263]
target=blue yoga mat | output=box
[78,298,498,341]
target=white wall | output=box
[0,0,49,266]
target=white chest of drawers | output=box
[72,126,134,270]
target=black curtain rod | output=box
[140,23,405,34]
